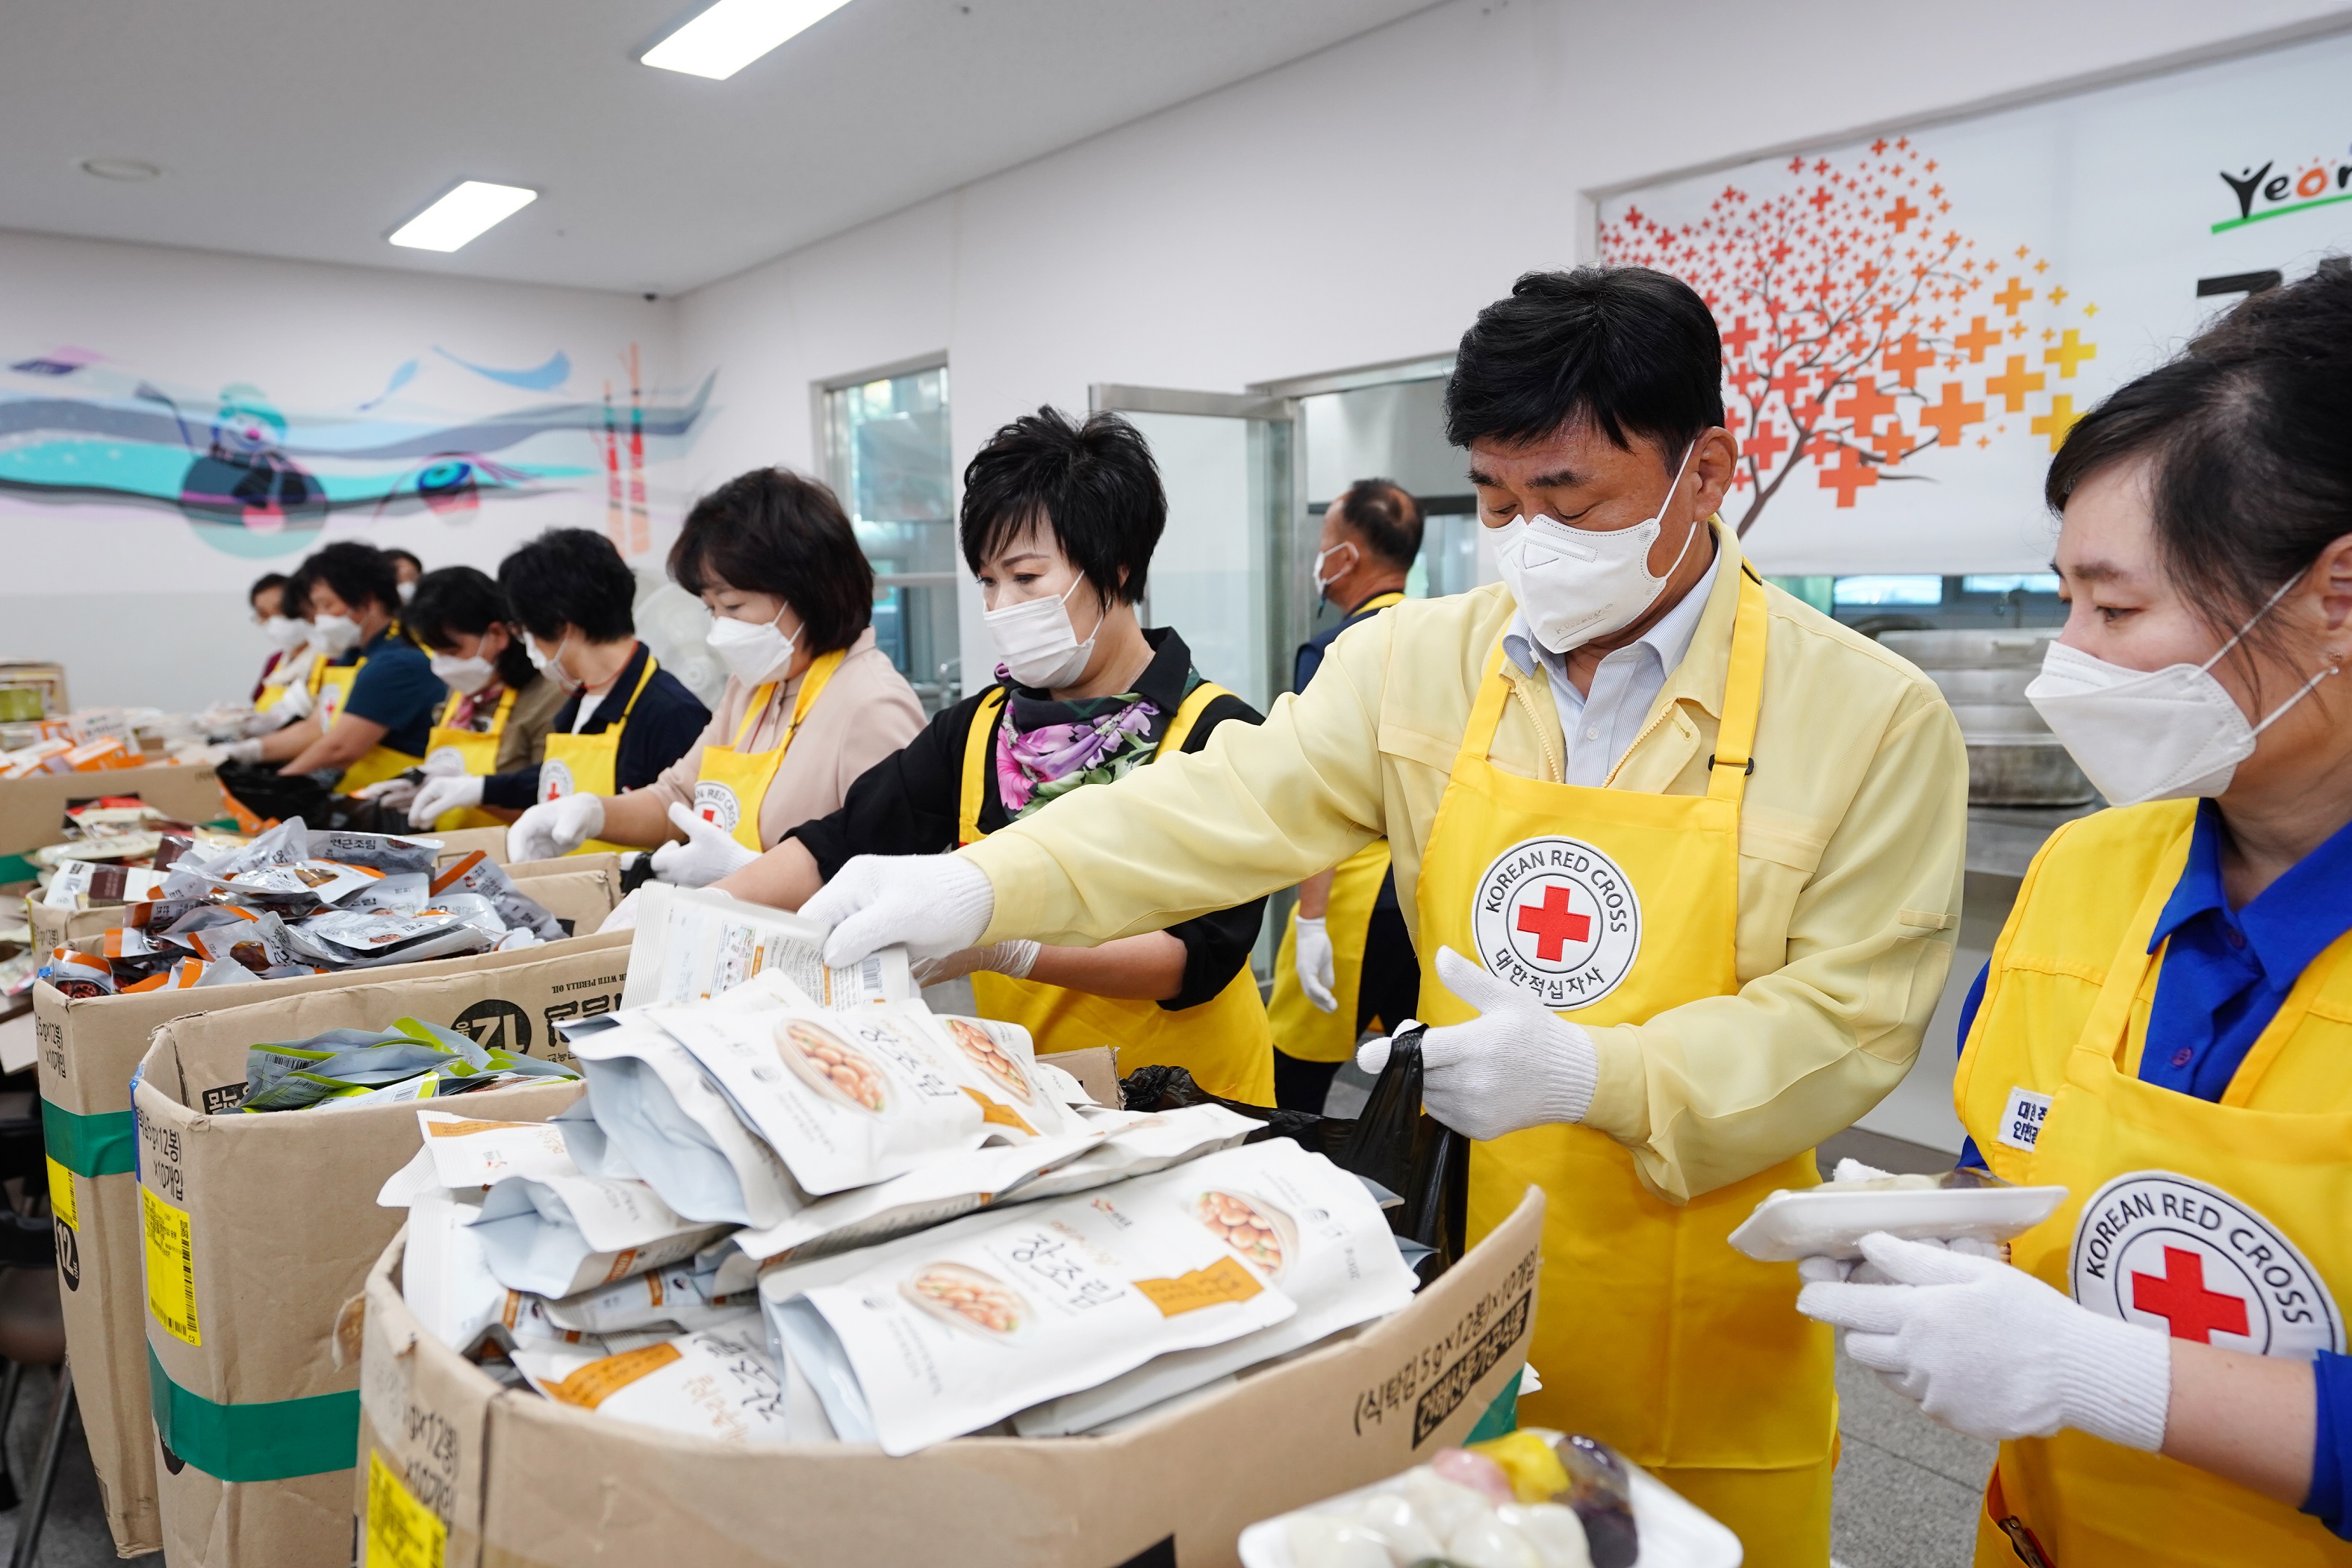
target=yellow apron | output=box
[1270,591,1409,1063]
[691,650,844,852]
[1418,567,1834,1567]
[957,682,1276,1105]
[255,647,313,712]
[419,686,517,831]
[538,653,662,856]
[310,647,424,792]
[1958,804,2352,1567]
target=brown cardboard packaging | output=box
[0,765,225,857]
[134,980,597,1568]
[354,1186,1542,1568]
[38,891,624,1555]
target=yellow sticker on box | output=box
[366,1451,447,1568]
[141,1184,199,1345]
[1132,1255,1265,1316]
[45,1156,75,1232]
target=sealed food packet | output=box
[240,1018,577,1112]
[761,1150,1304,1456]
[509,1323,791,1445]
[1012,1139,1421,1436]
[539,1265,758,1336]
[429,850,566,942]
[472,1165,733,1298]
[620,883,914,1009]
[40,946,116,998]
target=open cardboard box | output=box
[0,763,225,859]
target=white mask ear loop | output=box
[2194,567,2340,732]
[1646,441,1704,585]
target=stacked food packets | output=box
[34,818,562,997]
[382,888,1423,1454]
[34,797,243,909]
[233,1015,581,1113]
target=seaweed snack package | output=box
[1012,1138,1421,1436]
[241,1018,576,1112]
[539,1265,759,1336]
[651,992,1083,1198]
[472,1167,732,1298]
[621,883,913,1009]
[762,1156,1300,1455]
[511,1324,790,1445]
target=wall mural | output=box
[1597,30,2352,575]
[0,341,712,562]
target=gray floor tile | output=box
[0,1365,157,1567]
[1831,1339,1997,1567]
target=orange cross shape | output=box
[1917,382,1985,447]
[2031,394,2082,452]
[1986,355,2046,412]
[1994,276,2034,316]
[1817,447,1879,507]
[1956,316,2004,362]
[1886,196,1920,231]
[1834,381,1897,433]
[1884,333,1937,388]
[2044,329,2097,379]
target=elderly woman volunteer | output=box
[709,408,1275,1104]
[507,470,922,878]
[792,268,1970,1568]
[1798,270,2352,1565]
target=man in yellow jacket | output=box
[807,267,1968,1567]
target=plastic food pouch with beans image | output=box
[510,1324,791,1444]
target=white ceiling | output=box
[1,0,1438,296]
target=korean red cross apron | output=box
[690,650,844,851]
[537,653,662,856]
[1416,567,1835,1567]
[417,686,517,831]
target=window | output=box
[1832,574,1945,607]
[821,364,959,713]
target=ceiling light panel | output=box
[641,0,855,81]
[389,181,538,252]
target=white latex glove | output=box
[408,774,485,829]
[275,682,314,721]
[508,794,604,864]
[1292,915,1338,1014]
[803,852,995,967]
[911,940,1042,988]
[650,800,762,889]
[354,774,420,809]
[1799,1231,2171,1450]
[597,889,641,934]
[1351,946,1598,1141]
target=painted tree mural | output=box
[1602,137,2101,536]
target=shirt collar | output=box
[2152,798,2352,983]
[1502,535,1724,688]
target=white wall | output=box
[672,0,2352,691]
[0,230,679,711]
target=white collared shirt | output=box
[1502,548,1723,787]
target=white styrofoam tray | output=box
[1728,1181,2069,1263]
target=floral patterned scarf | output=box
[994,671,1201,821]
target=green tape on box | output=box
[0,853,37,885]
[41,1098,135,1178]
[1463,1366,1524,1445]
[149,1347,359,1481]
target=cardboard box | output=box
[38,909,629,1556]
[0,764,225,858]
[354,1189,1542,1568]
[134,986,595,1568]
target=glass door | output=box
[823,363,961,714]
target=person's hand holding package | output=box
[801,851,995,965]
[1354,945,1597,1142]
[1292,914,1339,1013]
[507,794,604,863]
[649,801,759,888]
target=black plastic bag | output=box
[214,760,411,834]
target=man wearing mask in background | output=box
[800,267,1970,1567]
[1269,478,1425,1111]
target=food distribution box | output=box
[355,1189,1543,1568]
[134,988,592,1568]
[0,763,223,858]
[37,918,629,1556]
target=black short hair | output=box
[280,564,313,620]
[1334,479,1424,571]
[405,566,536,689]
[960,408,1163,605]
[668,471,872,653]
[500,528,640,644]
[2047,265,2352,670]
[248,572,288,608]
[301,541,399,618]
[1446,267,1725,462]
[384,548,423,574]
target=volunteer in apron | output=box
[246,572,303,700]
[711,408,1276,1104]
[797,268,1970,1567]
[1797,268,2352,1566]
[480,528,709,854]
[507,469,922,880]
[1271,479,1424,1110]
[352,565,565,830]
[228,541,445,790]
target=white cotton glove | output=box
[1292,915,1338,1014]
[240,707,293,738]
[1798,1231,2172,1450]
[803,852,995,967]
[911,941,1042,988]
[1793,1160,2009,1284]
[408,774,485,829]
[354,774,420,809]
[1351,945,1599,1141]
[597,889,641,934]
[420,750,467,779]
[508,794,604,863]
[649,800,762,889]
[275,682,314,721]
[202,738,265,768]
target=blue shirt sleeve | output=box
[2309,1351,2352,1537]
[1954,961,1991,1171]
[342,640,446,758]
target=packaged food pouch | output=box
[215,858,387,906]
[762,1157,1301,1455]
[429,850,565,942]
[998,1101,1263,1204]
[511,1324,790,1444]
[335,870,431,915]
[40,946,116,998]
[1012,1139,1422,1435]
[567,1013,807,1228]
[402,1184,512,1354]
[620,883,915,1009]
[540,1265,759,1335]
[471,1169,732,1298]
[305,828,442,875]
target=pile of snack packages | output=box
[31,796,242,900]
[37,817,561,997]
[0,704,253,777]
[236,1016,581,1112]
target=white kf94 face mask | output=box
[526,632,580,694]
[1493,441,1701,653]
[2026,574,2341,806]
[430,653,497,697]
[311,615,364,656]
[262,615,310,651]
[985,575,1102,690]
[706,607,797,687]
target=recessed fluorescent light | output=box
[641,0,855,80]
[389,181,538,252]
